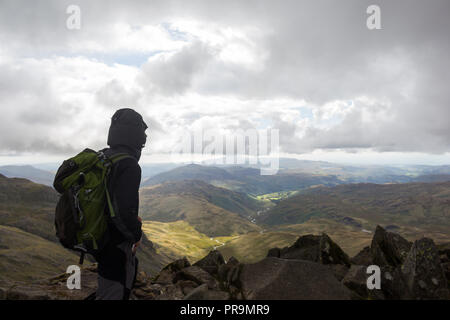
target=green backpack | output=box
[53,148,132,262]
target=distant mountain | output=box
[142,164,343,195]
[140,163,184,182]
[0,174,169,280]
[143,179,262,218]
[413,174,450,183]
[0,165,55,187]
[143,164,234,185]
[139,180,262,237]
[259,181,450,236]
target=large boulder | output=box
[155,284,184,300]
[342,265,385,300]
[351,246,373,266]
[193,250,225,277]
[153,257,191,285]
[218,257,240,285]
[371,225,412,268]
[270,233,351,267]
[239,257,353,300]
[174,266,218,290]
[401,238,450,300]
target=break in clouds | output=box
[0,0,449,160]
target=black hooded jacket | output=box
[104,145,142,244]
[102,108,147,245]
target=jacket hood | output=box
[107,108,148,156]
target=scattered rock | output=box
[218,256,241,289]
[153,257,191,285]
[193,250,225,277]
[342,265,385,300]
[401,238,450,300]
[176,280,199,295]
[226,256,240,266]
[155,284,184,300]
[329,264,349,281]
[153,269,176,285]
[161,257,191,272]
[3,229,449,301]
[175,266,218,289]
[351,246,373,266]
[371,225,412,268]
[275,233,351,267]
[239,257,352,300]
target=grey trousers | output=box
[96,241,137,300]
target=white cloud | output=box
[0,0,449,164]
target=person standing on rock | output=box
[94,108,148,300]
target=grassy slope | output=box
[218,217,450,264]
[0,174,169,280]
[260,182,450,234]
[142,220,234,264]
[139,181,262,237]
[0,225,79,282]
[218,219,374,263]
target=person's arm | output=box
[111,161,142,243]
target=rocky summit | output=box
[0,226,448,300]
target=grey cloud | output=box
[96,79,141,108]
[0,0,449,155]
[139,41,214,94]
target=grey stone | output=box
[239,257,352,300]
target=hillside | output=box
[259,181,450,238]
[0,174,59,242]
[143,179,263,218]
[139,180,261,236]
[142,164,234,186]
[143,164,342,195]
[0,165,55,186]
[0,225,79,282]
[2,226,448,300]
[0,174,169,280]
[141,220,233,263]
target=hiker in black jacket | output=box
[94,108,147,300]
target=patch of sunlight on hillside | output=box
[142,220,234,264]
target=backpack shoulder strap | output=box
[108,153,134,164]
[97,149,135,168]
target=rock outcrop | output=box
[267,233,351,267]
[348,226,449,300]
[370,225,412,268]
[239,257,352,300]
[401,238,450,299]
[1,227,448,300]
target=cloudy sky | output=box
[0,0,449,165]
